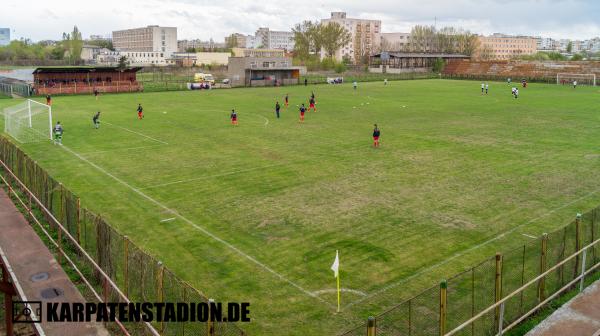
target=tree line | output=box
[0,26,106,65]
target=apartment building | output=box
[0,28,10,46]
[112,25,177,56]
[254,28,295,50]
[178,39,226,51]
[380,32,411,51]
[97,51,175,66]
[478,34,537,60]
[320,12,381,63]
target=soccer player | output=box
[230,109,238,126]
[309,96,316,112]
[481,83,485,95]
[384,78,388,85]
[137,104,144,120]
[304,78,308,86]
[372,124,381,147]
[53,121,63,145]
[46,94,52,106]
[299,104,306,122]
[285,94,289,107]
[485,84,489,95]
[93,88,99,100]
[511,87,517,97]
[573,80,577,89]
[507,78,511,85]
[93,111,101,129]
[514,88,519,99]
[275,102,281,119]
[353,81,358,90]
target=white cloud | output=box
[1,0,599,41]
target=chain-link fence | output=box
[341,208,600,336]
[0,135,247,336]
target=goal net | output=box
[3,99,53,143]
[556,73,596,86]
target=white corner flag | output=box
[331,250,341,312]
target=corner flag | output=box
[331,250,340,312]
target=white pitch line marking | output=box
[522,233,537,239]
[160,217,176,223]
[140,162,287,190]
[103,121,168,145]
[78,144,165,156]
[311,288,367,297]
[58,144,333,308]
[345,188,600,309]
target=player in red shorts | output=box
[308,96,316,112]
[299,104,306,123]
[137,104,144,119]
[372,124,381,147]
[46,94,52,106]
[285,93,289,107]
[230,109,238,126]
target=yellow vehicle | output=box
[193,73,215,85]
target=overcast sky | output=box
[2,0,599,42]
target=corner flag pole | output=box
[331,250,341,313]
[336,263,341,313]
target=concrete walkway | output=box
[0,188,108,336]
[527,280,600,336]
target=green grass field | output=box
[1,80,600,335]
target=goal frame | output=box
[556,73,596,86]
[4,99,53,142]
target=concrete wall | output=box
[196,52,231,65]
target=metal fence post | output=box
[494,253,503,331]
[208,298,215,336]
[367,316,376,336]
[579,249,587,292]
[575,213,582,277]
[157,261,164,333]
[124,236,129,298]
[76,198,81,244]
[538,233,548,301]
[440,280,447,336]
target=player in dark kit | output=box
[299,104,306,122]
[137,104,144,119]
[46,94,52,106]
[372,124,381,147]
[94,88,99,100]
[285,94,289,107]
[308,97,317,112]
[275,102,281,119]
[93,111,101,129]
[230,109,238,125]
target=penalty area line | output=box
[103,121,168,145]
[57,144,333,308]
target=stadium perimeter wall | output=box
[443,60,600,82]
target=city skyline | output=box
[1,0,600,43]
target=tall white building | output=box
[0,28,10,46]
[254,28,295,50]
[112,25,177,56]
[320,12,381,63]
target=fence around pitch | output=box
[340,210,600,336]
[0,135,247,336]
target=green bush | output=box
[334,62,347,73]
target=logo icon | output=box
[12,301,42,323]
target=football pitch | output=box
[1,79,600,335]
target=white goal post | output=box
[3,99,53,143]
[556,73,596,86]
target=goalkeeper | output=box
[93,111,101,129]
[53,121,63,145]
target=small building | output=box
[227,57,300,87]
[369,52,470,73]
[231,48,285,58]
[32,66,142,95]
